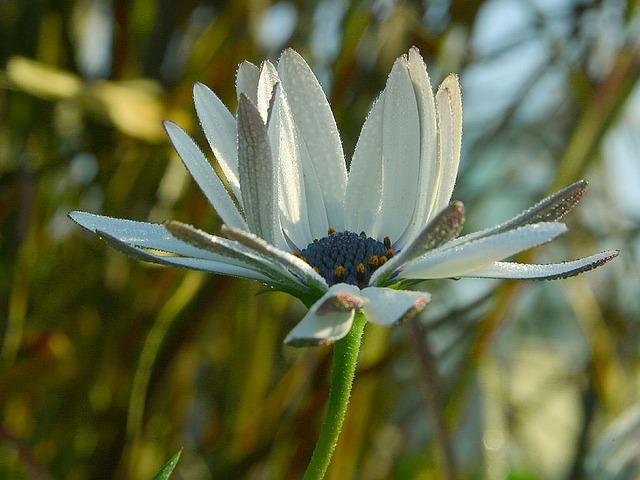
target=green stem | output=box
[302,312,367,480]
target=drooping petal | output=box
[371,201,465,286]
[236,61,260,104]
[236,94,286,248]
[163,121,247,230]
[378,57,421,242]
[397,47,439,246]
[284,284,364,347]
[360,287,431,326]
[345,93,385,236]
[221,225,328,294]
[401,222,568,279]
[278,49,347,230]
[431,74,462,216]
[461,250,619,280]
[193,82,241,201]
[164,221,317,290]
[68,212,276,284]
[94,228,274,284]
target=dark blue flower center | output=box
[294,229,394,287]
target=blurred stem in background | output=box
[408,317,456,480]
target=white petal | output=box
[69,211,208,255]
[378,57,421,242]
[193,83,241,201]
[163,121,247,230]
[95,227,276,284]
[432,74,462,215]
[284,284,364,347]
[401,222,568,279]
[345,93,385,236]
[257,60,279,122]
[267,85,313,249]
[461,250,619,280]
[236,61,260,103]
[360,287,431,326]
[298,139,330,239]
[278,49,347,230]
[236,95,286,248]
[398,47,439,246]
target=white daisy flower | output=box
[69,48,618,347]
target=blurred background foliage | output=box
[1,0,639,478]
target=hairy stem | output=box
[302,312,366,480]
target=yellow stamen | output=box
[333,265,345,282]
[356,263,366,283]
[292,250,307,263]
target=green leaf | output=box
[151,449,182,480]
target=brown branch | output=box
[407,317,456,480]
